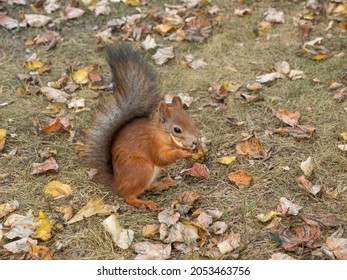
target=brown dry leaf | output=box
[288,70,306,80]
[300,214,340,228]
[65,5,85,19]
[34,210,52,241]
[67,195,105,224]
[3,237,37,254]
[43,181,72,199]
[257,21,272,34]
[25,14,52,27]
[72,65,94,84]
[277,197,303,216]
[256,72,281,84]
[236,135,263,158]
[176,191,200,205]
[102,214,134,249]
[238,93,263,104]
[300,156,314,176]
[247,82,262,91]
[326,228,347,260]
[159,222,199,244]
[151,46,175,65]
[274,61,290,76]
[268,225,321,252]
[269,253,296,260]
[228,170,253,189]
[0,128,6,151]
[186,163,210,177]
[42,115,72,132]
[158,208,180,226]
[217,156,236,165]
[0,15,19,30]
[41,87,69,103]
[211,221,228,235]
[195,211,213,229]
[173,242,199,254]
[67,97,85,109]
[184,14,212,43]
[29,244,53,260]
[164,93,194,108]
[296,176,321,195]
[0,200,19,219]
[31,157,59,175]
[217,232,241,256]
[55,205,73,221]
[183,54,208,70]
[44,0,61,14]
[274,109,301,127]
[132,241,171,260]
[142,224,160,238]
[274,124,316,139]
[234,7,251,16]
[150,177,177,193]
[265,216,282,230]
[256,211,281,222]
[95,0,110,16]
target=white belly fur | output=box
[148,165,161,188]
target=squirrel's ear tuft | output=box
[157,101,171,123]
[172,96,183,109]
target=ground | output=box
[0,0,346,260]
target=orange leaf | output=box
[274,109,301,127]
[235,135,263,158]
[228,170,253,188]
[186,163,209,177]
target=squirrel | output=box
[84,45,198,211]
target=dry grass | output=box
[0,0,346,260]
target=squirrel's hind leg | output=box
[114,158,158,211]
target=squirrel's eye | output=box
[173,127,182,134]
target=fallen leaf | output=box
[55,205,73,221]
[265,216,282,230]
[164,93,194,107]
[31,157,59,175]
[152,46,175,65]
[186,163,210,177]
[141,35,157,50]
[256,211,281,222]
[274,61,290,76]
[228,170,253,189]
[217,156,236,165]
[43,181,72,199]
[296,176,321,195]
[42,115,72,132]
[173,242,199,254]
[338,144,347,152]
[268,225,321,252]
[256,72,281,84]
[159,222,199,243]
[34,211,52,241]
[0,15,19,29]
[67,195,105,224]
[277,197,303,216]
[29,244,53,260]
[238,93,263,104]
[288,70,306,80]
[176,191,200,205]
[257,21,272,34]
[195,211,213,229]
[274,109,301,127]
[264,8,285,23]
[3,237,37,254]
[236,135,263,158]
[184,14,212,43]
[25,14,52,27]
[95,0,110,16]
[41,87,69,103]
[217,232,241,256]
[67,97,85,109]
[72,65,94,84]
[158,208,180,226]
[25,60,44,70]
[210,221,228,235]
[340,132,347,141]
[132,241,171,260]
[0,129,7,151]
[274,124,316,139]
[142,224,160,238]
[0,200,19,219]
[326,228,347,260]
[65,5,85,19]
[44,0,61,14]
[38,147,57,159]
[234,7,251,17]
[102,214,134,249]
[269,253,296,260]
[247,82,262,91]
[300,214,340,228]
[300,156,314,176]
[183,54,208,70]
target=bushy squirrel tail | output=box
[84,45,162,186]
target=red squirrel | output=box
[84,45,198,211]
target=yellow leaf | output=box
[154,23,173,35]
[125,0,140,7]
[72,65,94,84]
[67,195,105,224]
[44,181,72,199]
[256,211,281,223]
[340,132,347,141]
[25,60,44,70]
[0,129,6,151]
[217,156,236,165]
[191,149,208,160]
[312,54,328,61]
[34,211,52,241]
[142,224,160,238]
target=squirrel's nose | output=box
[192,141,198,145]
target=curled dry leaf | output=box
[288,70,306,80]
[29,244,53,260]
[274,124,316,139]
[3,237,37,254]
[67,195,105,224]
[228,170,253,189]
[43,181,72,199]
[277,197,303,216]
[269,253,296,260]
[256,211,281,223]
[217,156,236,165]
[256,72,281,84]
[141,35,157,50]
[183,54,208,70]
[184,14,212,43]
[274,109,301,127]
[142,224,160,238]
[326,228,347,260]
[0,200,19,218]
[247,82,262,91]
[72,65,95,84]
[217,232,241,256]
[42,115,72,132]
[296,176,321,195]
[236,135,263,158]
[159,222,199,244]
[41,87,69,103]
[274,61,290,76]
[268,225,321,252]
[234,7,252,16]
[65,5,85,20]
[176,191,200,205]
[211,221,228,235]
[300,214,340,228]
[152,46,175,65]
[158,208,180,226]
[195,211,213,229]
[186,163,209,178]
[238,93,263,104]
[31,157,59,175]
[300,156,314,176]
[34,210,52,241]
[102,214,134,250]
[25,14,52,27]
[264,8,285,23]
[132,241,171,260]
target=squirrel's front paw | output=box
[180,150,192,158]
